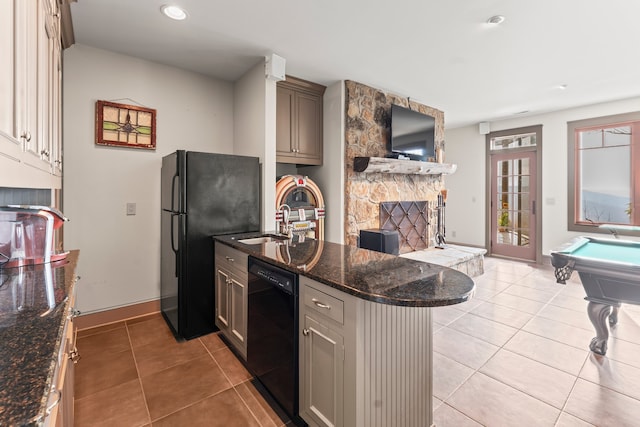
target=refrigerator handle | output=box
[171,213,179,277]
[170,213,179,253]
[171,173,179,212]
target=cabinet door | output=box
[229,275,246,345]
[50,41,62,176]
[15,0,40,166]
[302,315,344,427]
[215,269,230,330]
[46,0,62,176]
[276,86,295,158]
[55,322,75,427]
[295,92,322,163]
[0,0,21,158]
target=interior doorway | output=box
[486,126,542,263]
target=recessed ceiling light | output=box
[555,84,568,90]
[514,110,530,115]
[486,15,505,25]
[161,5,187,20]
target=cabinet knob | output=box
[41,150,50,158]
[69,348,81,364]
[302,328,309,336]
[225,256,235,262]
[68,308,81,320]
[21,131,31,142]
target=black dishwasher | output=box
[247,257,304,426]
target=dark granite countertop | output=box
[214,234,474,307]
[0,251,80,426]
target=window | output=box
[490,131,537,150]
[568,112,640,235]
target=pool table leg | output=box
[609,305,619,326]
[587,302,612,355]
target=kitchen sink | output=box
[237,235,288,245]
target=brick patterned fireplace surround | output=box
[344,81,445,253]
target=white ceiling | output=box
[70,0,640,128]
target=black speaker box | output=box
[359,229,400,255]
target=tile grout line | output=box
[199,337,273,426]
[138,338,233,424]
[200,336,238,390]
[231,380,280,427]
[124,321,153,426]
[554,355,596,427]
[438,272,583,425]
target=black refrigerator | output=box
[161,150,260,340]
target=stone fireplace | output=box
[344,81,445,252]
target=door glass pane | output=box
[604,126,631,147]
[496,156,532,248]
[491,132,537,150]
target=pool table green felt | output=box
[572,240,640,264]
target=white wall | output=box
[444,125,486,246]
[63,44,235,313]
[305,81,345,243]
[445,96,640,256]
[233,60,277,231]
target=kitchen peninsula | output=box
[215,234,475,427]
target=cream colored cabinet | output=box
[0,0,64,187]
[214,242,248,359]
[300,277,349,427]
[0,0,22,162]
[276,76,326,166]
[44,286,80,427]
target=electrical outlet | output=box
[451,230,457,238]
[126,202,136,215]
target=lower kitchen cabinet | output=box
[301,314,344,427]
[44,288,80,427]
[299,276,434,427]
[214,242,248,359]
[299,276,352,427]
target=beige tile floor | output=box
[74,257,640,426]
[433,257,640,427]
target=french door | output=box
[490,150,537,261]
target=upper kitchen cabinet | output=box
[276,76,326,166]
[0,0,70,188]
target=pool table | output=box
[551,236,640,355]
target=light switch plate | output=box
[126,202,136,215]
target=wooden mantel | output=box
[353,157,457,175]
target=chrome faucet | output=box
[279,204,292,238]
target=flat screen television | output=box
[390,104,435,161]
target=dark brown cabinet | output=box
[276,76,326,165]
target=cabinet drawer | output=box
[304,285,344,325]
[215,243,248,274]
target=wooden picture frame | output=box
[95,100,156,149]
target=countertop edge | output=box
[214,235,475,308]
[36,253,80,425]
